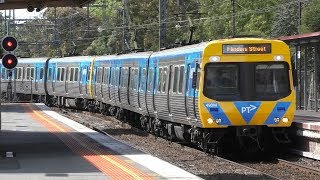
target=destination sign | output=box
[222,44,271,54]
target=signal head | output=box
[2,54,18,69]
[2,36,18,52]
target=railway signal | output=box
[1,36,18,69]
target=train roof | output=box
[49,56,94,63]
[151,42,207,58]
[17,57,49,64]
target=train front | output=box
[198,38,296,151]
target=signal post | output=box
[0,36,18,129]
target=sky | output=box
[1,8,45,20]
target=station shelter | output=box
[279,32,320,111]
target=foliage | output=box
[3,0,319,57]
[302,0,320,32]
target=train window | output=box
[31,68,35,79]
[94,68,98,83]
[1,68,6,79]
[27,68,31,80]
[141,68,147,92]
[157,68,162,93]
[18,68,22,80]
[204,64,239,99]
[115,68,119,86]
[104,67,109,84]
[61,68,65,81]
[178,66,184,93]
[57,68,61,81]
[48,68,52,81]
[173,66,179,93]
[147,68,153,92]
[134,68,138,90]
[162,67,167,93]
[74,68,79,82]
[70,68,74,82]
[23,68,26,80]
[255,63,290,96]
[14,69,18,79]
[129,68,134,90]
[40,68,44,80]
[86,67,90,82]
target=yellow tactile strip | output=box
[24,104,154,180]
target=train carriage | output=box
[1,37,296,153]
[148,43,205,128]
[47,56,93,107]
[3,58,48,102]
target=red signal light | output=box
[7,41,13,47]
[2,54,18,69]
[2,36,18,52]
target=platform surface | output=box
[0,103,201,180]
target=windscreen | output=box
[204,62,290,101]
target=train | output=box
[1,37,296,153]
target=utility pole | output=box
[122,0,129,52]
[87,3,90,33]
[159,0,167,50]
[177,0,186,27]
[231,0,236,36]
[102,0,107,27]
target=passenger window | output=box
[70,68,74,81]
[158,68,162,93]
[27,68,31,80]
[14,69,18,79]
[173,66,179,93]
[147,68,153,92]
[134,68,138,90]
[18,68,22,80]
[141,68,147,92]
[61,68,65,81]
[40,68,44,80]
[57,68,61,81]
[74,68,79,82]
[1,68,5,79]
[178,66,184,93]
[48,68,52,81]
[105,67,110,84]
[162,67,167,93]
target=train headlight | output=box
[274,55,284,61]
[209,56,220,62]
[282,117,289,123]
[207,118,214,124]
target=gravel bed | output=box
[52,108,320,180]
[54,108,271,180]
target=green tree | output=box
[302,0,320,32]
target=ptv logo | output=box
[234,102,261,124]
[241,105,257,114]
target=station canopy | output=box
[0,0,93,10]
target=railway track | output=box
[277,158,320,176]
[55,107,320,180]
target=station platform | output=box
[0,103,201,180]
[292,110,320,160]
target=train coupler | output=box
[272,128,291,144]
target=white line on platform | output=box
[35,103,202,180]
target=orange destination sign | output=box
[222,44,271,54]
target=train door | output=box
[167,65,173,115]
[152,66,157,112]
[94,67,98,97]
[65,67,69,94]
[185,64,191,118]
[52,66,56,93]
[35,67,39,92]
